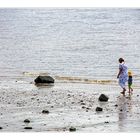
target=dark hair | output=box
[118,58,124,63]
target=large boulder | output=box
[98,94,109,102]
[34,76,54,84]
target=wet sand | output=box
[0,79,140,132]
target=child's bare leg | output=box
[131,88,133,94]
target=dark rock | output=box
[42,110,49,114]
[80,100,83,102]
[137,95,139,97]
[96,107,103,112]
[120,109,123,112]
[24,119,30,123]
[86,107,90,110]
[81,103,86,105]
[69,127,76,132]
[115,104,118,107]
[0,127,3,129]
[24,127,32,130]
[98,94,109,102]
[34,76,54,84]
[82,106,86,109]
[71,102,75,104]
[51,106,54,108]
[105,121,109,123]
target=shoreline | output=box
[0,79,140,132]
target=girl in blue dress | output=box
[117,58,128,96]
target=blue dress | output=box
[119,63,128,88]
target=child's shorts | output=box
[128,83,132,88]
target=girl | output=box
[117,58,128,96]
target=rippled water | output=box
[0,8,140,85]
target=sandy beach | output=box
[0,76,140,132]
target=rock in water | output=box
[98,94,109,102]
[96,107,103,112]
[69,127,76,132]
[34,76,54,84]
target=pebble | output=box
[81,103,86,105]
[24,119,30,123]
[105,121,109,124]
[0,127,3,129]
[82,106,86,109]
[42,110,50,114]
[120,109,123,112]
[114,104,118,107]
[96,107,103,112]
[24,127,32,130]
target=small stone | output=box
[96,107,103,112]
[120,109,123,112]
[0,127,3,129]
[86,110,88,112]
[137,95,139,97]
[24,127,32,130]
[81,103,86,105]
[69,127,76,132]
[115,104,118,107]
[82,106,86,109]
[80,100,83,102]
[86,107,90,110]
[71,102,75,104]
[106,116,110,117]
[24,119,30,123]
[105,121,109,123]
[42,110,49,114]
[51,106,54,108]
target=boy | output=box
[128,70,133,95]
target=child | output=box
[117,58,128,96]
[128,70,133,95]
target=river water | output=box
[0,8,140,85]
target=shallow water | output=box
[0,8,140,85]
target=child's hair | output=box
[128,70,132,76]
[118,58,124,63]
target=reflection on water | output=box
[118,95,132,131]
